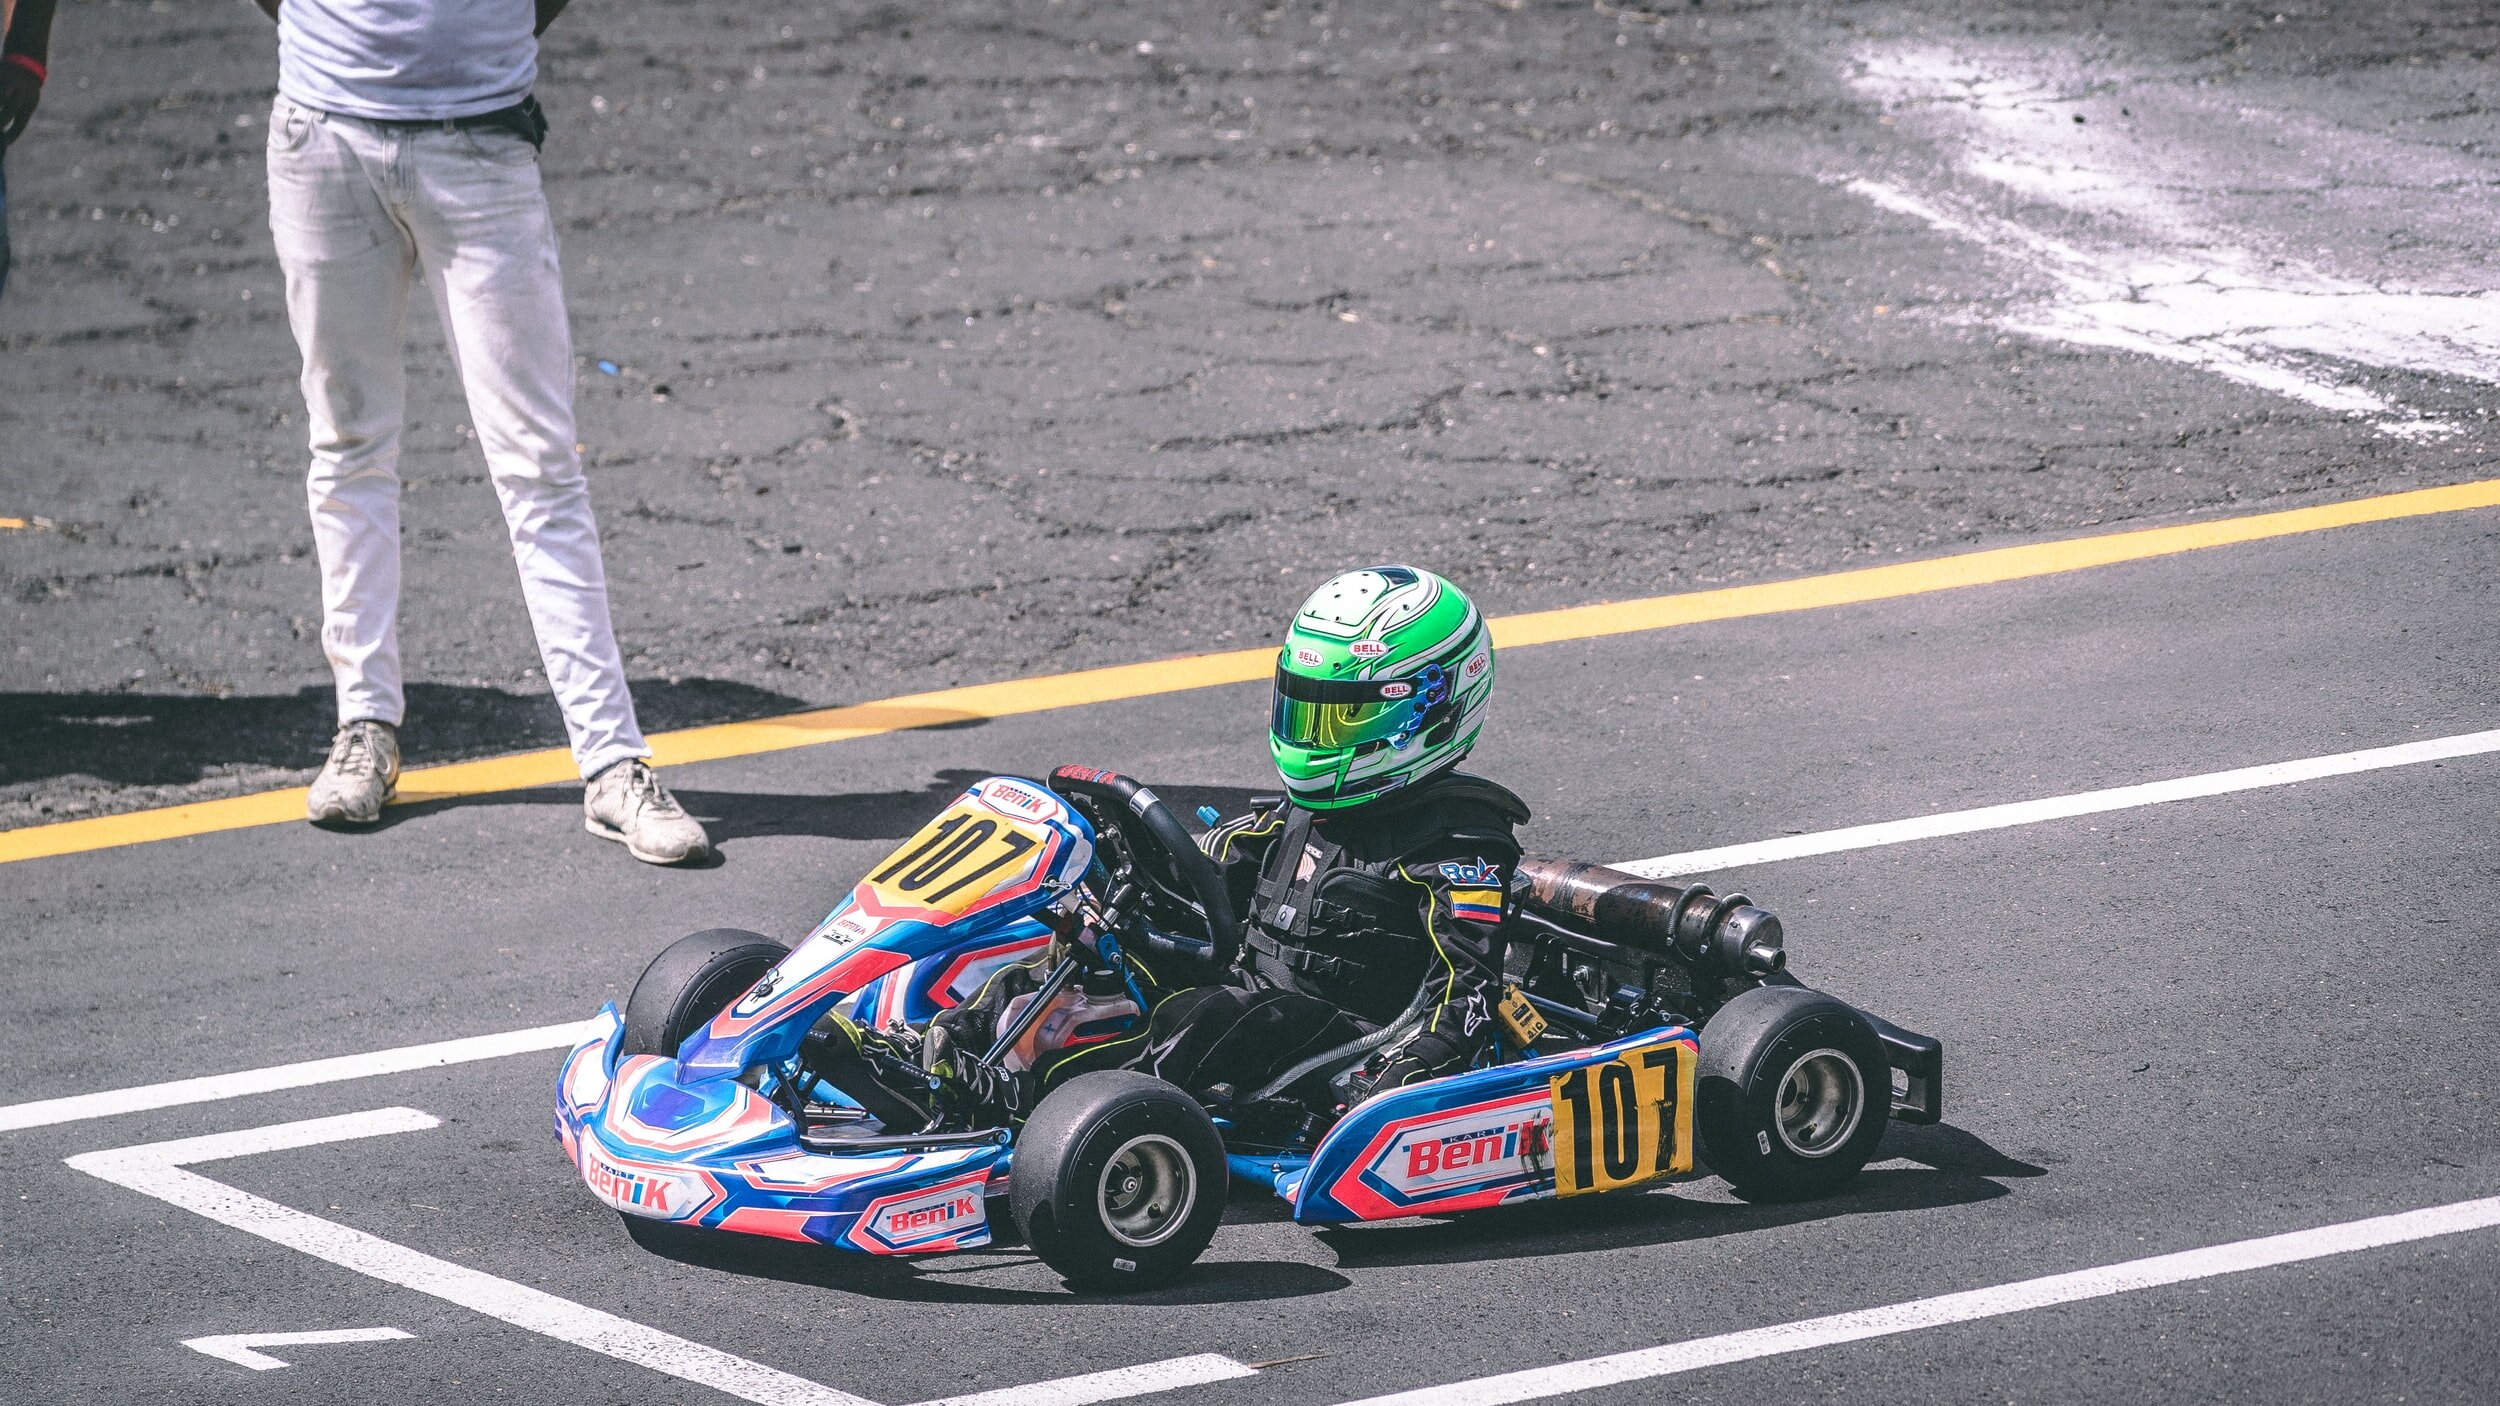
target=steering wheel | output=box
[1045,765,1242,971]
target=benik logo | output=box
[886,1194,978,1236]
[979,780,1054,820]
[849,1172,994,1253]
[1363,1094,1554,1203]
[583,1152,675,1214]
[1402,1117,1549,1182]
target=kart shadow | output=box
[359,771,1275,863]
[675,780,1276,848]
[1309,1121,2047,1271]
[349,768,1005,851]
[623,1211,1352,1305]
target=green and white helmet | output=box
[1269,566,1495,811]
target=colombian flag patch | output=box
[1448,888,1504,923]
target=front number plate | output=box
[1549,1040,1694,1197]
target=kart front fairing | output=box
[557,1007,1007,1252]
[552,776,1096,1253]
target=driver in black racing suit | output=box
[1042,565,1526,1107]
[824,565,1525,1126]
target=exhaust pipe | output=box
[1513,858,1787,976]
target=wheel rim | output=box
[1773,1048,1864,1158]
[1096,1133,1197,1248]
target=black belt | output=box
[336,96,548,149]
[1246,930,1364,983]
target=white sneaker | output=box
[307,719,400,825]
[584,759,713,865]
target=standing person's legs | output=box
[400,121,707,864]
[400,123,646,781]
[268,98,417,731]
[268,98,418,823]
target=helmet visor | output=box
[1270,668,1424,751]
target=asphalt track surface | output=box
[6,1,2500,1404]
[6,498,2497,1405]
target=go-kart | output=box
[554,766,1943,1289]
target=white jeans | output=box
[266,96,647,781]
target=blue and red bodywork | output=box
[1233,1028,1695,1223]
[556,774,1701,1254]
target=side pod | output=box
[1288,1027,1698,1225]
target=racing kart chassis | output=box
[555,768,1944,1286]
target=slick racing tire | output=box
[1011,1071,1226,1291]
[621,929,788,1059]
[1696,985,1889,1202]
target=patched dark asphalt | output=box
[5,0,2497,822]
[4,1,2499,1403]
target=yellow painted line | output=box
[0,517,29,530]
[5,477,2497,868]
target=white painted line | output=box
[73,1108,1255,1406]
[184,1327,414,1371]
[911,1353,1258,1406]
[68,1108,880,1406]
[14,729,2488,1142]
[1620,727,2500,878]
[0,1017,604,1133]
[1331,1193,2500,1406]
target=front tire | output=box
[1010,1071,1226,1291]
[620,928,788,1060]
[1696,985,1889,1201]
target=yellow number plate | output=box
[858,796,1052,921]
[1549,1040,1694,1197]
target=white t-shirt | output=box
[278,0,536,121]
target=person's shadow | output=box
[0,678,813,792]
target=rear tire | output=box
[620,929,788,1060]
[1011,1071,1226,1291]
[1696,985,1889,1201]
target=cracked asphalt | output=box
[5,5,2500,1400]
[4,0,2497,826]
